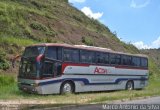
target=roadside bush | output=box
[30,22,48,32]
[46,30,56,36]
[0,50,9,70]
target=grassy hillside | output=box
[0,0,140,50]
[0,0,140,70]
[141,49,160,78]
[0,0,159,78]
[142,49,160,68]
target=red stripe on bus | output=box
[115,65,148,70]
[61,63,148,73]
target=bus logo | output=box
[94,67,107,74]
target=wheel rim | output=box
[62,83,72,93]
[127,82,133,90]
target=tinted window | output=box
[132,57,140,66]
[80,50,95,63]
[122,55,132,65]
[46,47,57,59]
[46,47,62,60]
[96,52,109,64]
[141,58,148,67]
[42,62,53,77]
[63,48,79,62]
[57,48,62,60]
[42,62,62,78]
[23,46,45,57]
[53,62,62,77]
[110,54,121,65]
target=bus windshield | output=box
[19,46,63,78]
[23,46,45,57]
[19,46,45,78]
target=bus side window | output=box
[46,47,57,60]
[80,50,95,63]
[54,62,62,77]
[72,49,79,62]
[96,52,109,64]
[43,62,54,77]
[57,47,62,60]
[141,58,148,67]
[110,54,121,65]
[122,55,132,66]
[104,53,109,64]
[132,57,140,67]
[96,53,100,63]
[80,50,87,63]
[63,48,71,61]
[63,48,79,62]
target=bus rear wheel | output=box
[60,81,74,94]
[126,81,134,90]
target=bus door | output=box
[42,46,62,78]
[42,60,62,78]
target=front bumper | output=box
[18,83,38,94]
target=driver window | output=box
[43,62,54,77]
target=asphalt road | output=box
[51,96,160,110]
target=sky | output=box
[69,0,160,49]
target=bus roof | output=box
[30,43,148,58]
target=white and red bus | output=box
[18,43,149,94]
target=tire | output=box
[126,81,134,90]
[60,81,74,94]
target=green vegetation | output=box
[0,0,137,52]
[0,50,9,70]
[0,74,15,86]
[0,36,38,56]
[121,41,140,54]
[0,36,37,46]
[82,36,94,46]
[0,0,142,71]
[90,78,160,103]
[30,22,48,32]
[148,58,160,79]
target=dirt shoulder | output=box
[0,96,159,110]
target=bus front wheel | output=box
[60,81,74,94]
[126,81,134,90]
